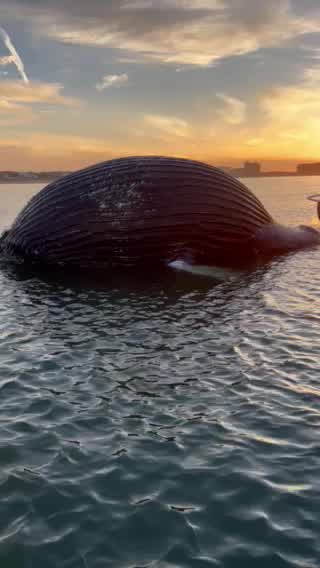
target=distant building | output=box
[229,161,262,178]
[243,161,261,176]
[297,163,320,175]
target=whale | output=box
[0,156,319,275]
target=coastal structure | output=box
[227,162,261,177]
[2,162,320,182]
[296,163,320,175]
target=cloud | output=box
[235,69,320,162]
[143,113,192,138]
[1,0,320,67]
[0,80,82,126]
[260,78,320,126]
[0,80,81,106]
[216,93,246,124]
[96,73,129,91]
[0,99,35,125]
[0,54,14,66]
[0,26,29,82]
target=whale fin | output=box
[168,259,242,280]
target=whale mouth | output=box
[253,223,320,259]
[307,194,320,202]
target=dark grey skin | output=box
[0,156,319,276]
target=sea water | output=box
[0,177,319,567]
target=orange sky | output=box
[1,1,320,171]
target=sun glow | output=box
[0,1,320,171]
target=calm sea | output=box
[0,177,320,568]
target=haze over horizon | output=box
[1,0,320,171]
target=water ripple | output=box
[0,182,320,566]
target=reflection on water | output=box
[0,178,319,567]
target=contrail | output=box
[0,27,29,83]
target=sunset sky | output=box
[1,0,320,171]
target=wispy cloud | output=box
[0,80,83,126]
[143,114,192,138]
[96,73,129,91]
[216,93,247,125]
[3,0,320,67]
[0,27,29,83]
[260,70,320,125]
[0,81,81,106]
[0,98,35,126]
[0,54,14,66]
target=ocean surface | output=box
[0,177,320,568]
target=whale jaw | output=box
[253,223,320,258]
[168,224,320,277]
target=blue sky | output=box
[0,0,320,170]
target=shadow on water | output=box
[0,252,303,379]
[0,255,275,301]
[0,256,281,347]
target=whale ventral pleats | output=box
[2,155,317,276]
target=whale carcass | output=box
[1,156,319,274]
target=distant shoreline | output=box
[0,176,68,184]
[239,173,320,179]
[0,179,58,184]
[1,172,320,184]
